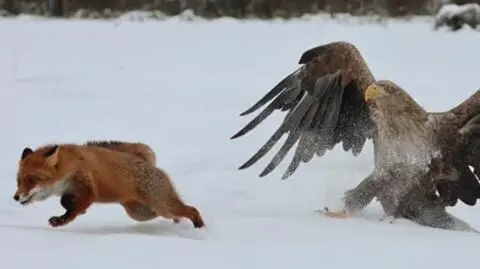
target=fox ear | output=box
[44,145,59,167]
[21,147,33,160]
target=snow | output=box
[435,2,480,26]
[436,3,461,18]
[437,3,480,18]
[1,15,480,268]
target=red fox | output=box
[14,141,205,229]
[59,140,157,216]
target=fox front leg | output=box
[60,194,86,215]
[60,194,76,212]
[49,183,94,227]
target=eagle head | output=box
[365,81,404,105]
[364,80,425,117]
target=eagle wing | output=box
[231,41,376,179]
[434,90,480,206]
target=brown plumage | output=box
[231,41,480,231]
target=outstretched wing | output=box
[435,90,480,206]
[231,41,377,179]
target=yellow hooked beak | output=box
[364,85,379,103]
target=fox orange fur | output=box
[58,140,157,216]
[14,140,205,229]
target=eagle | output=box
[231,41,480,231]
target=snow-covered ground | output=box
[1,15,480,268]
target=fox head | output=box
[14,145,69,205]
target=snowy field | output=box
[1,14,480,268]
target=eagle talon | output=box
[314,207,330,214]
[317,208,349,219]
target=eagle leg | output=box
[379,215,396,224]
[316,207,350,219]
[315,172,380,219]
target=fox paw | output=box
[48,216,68,227]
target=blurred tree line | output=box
[1,0,479,18]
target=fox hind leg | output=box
[150,199,205,228]
[174,204,204,228]
[122,201,182,224]
[121,201,158,222]
[136,167,204,228]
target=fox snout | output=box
[13,189,33,205]
[12,193,29,205]
[14,182,68,206]
[13,187,44,205]
[13,189,24,202]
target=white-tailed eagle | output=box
[231,41,480,231]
